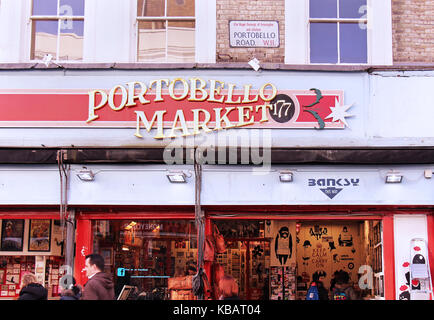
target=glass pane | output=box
[60,0,85,16]
[137,20,166,62]
[137,0,165,17]
[340,23,367,63]
[59,19,83,60]
[168,0,194,17]
[167,20,195,62]
[32,0,58,15]
[339,0,366,18]
[31,20,58,60]
[310,23,338,63]
[92,220,197,300]
[309,0,337,18]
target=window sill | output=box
[0,62,433,72]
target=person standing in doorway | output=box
[82,253,115,300]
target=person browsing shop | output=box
[82,253,115,300]
[18,273,48,300]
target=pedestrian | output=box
[81,253,115,300]
[18,273,48,300]
[218,275,239,300]
[59,277,82,300]
[331,271,358,300]
[307,273,329,300]
[186,265,197,276]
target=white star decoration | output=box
[325,98,355,128]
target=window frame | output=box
[284,0,392,65]
[29,0,85,62]
[308,1,368,64]
[135,0,196,63]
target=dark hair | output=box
[187,265,197,273]
[335,270,350,285]
[85,253,105,272]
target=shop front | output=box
[62,163,433,301]
[1,69,433,300]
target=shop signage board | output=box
[0,78,350,140]
[229,21,279,47]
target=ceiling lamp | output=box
[166,171,187,183]
[76,169,95,181]
[279,170,293,182]
[385,171,403,183]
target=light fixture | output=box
[76,169,95,181]
[279,170,293,182]
[166,171,187,183]
[121,245,129,251]
[385,171,403,183]
[248,58,261,71]
[424,169,432,179]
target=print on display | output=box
[28,219,52,252]
[270,222,296,267]
[303,240,312,248]
[338,234,353,247]
[309,225,328,240]
[275,227,292,265]
[328,241,336,251]
[0,220,24,251]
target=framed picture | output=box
[101,248,113,266]
[1,219,24,251]
[28,219,52,252]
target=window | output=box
[309,0,367,63]
[92,219,197,299]
[285,0,392,65]
[30,0,85,61]
[136,0,195,62]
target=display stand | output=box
[270,265,296,300]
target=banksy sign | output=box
[308,178,360,199]
[229,21,279,47]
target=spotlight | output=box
[166,171,187,183]
[385,171,403,183]
[279,170,293,182]
[76,169,95,181]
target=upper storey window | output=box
[136,0,195,62]
[309,0,367,64]
[30,0,85,61]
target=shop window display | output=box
[92,220,197,300]
[0,219,66,299]
[213,219,383,300]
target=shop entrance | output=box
[213,218,384,300]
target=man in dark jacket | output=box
[82,253,115,300]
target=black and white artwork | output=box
[270,221,296,267]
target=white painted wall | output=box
[0,164,433,206]
[369,72,434,138]
[0,0,29,62]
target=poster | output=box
[270,221,296,267]
[1,219,24,251]
[28,219,52,252]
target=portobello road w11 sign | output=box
[0,78,352,139]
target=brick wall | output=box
[216,0,285,63]
[392,0,434,63]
